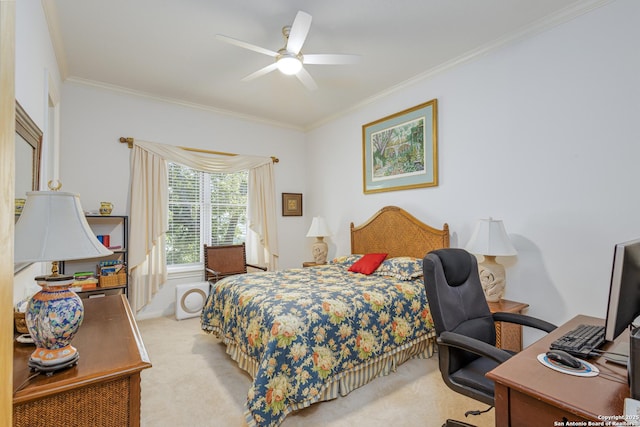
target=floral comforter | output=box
[201,261,435,427]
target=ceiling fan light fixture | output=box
[277,54,302,75]
[218,11,353,90]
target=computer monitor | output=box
[604,238,640,342]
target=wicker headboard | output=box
[350,206,449,259]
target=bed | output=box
[201,206,449,427]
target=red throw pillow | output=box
[348,253,388,275]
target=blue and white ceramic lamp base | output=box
[25,276,84,373]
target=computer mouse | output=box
[546,349,582,369]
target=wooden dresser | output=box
[13,295,152,427]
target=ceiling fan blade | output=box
[242,63,278,81]
[303,54,361,65]
[216,34,278,57]
[286,11,312,55]
[295,68,318,91]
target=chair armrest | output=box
[246,263,268,271]
[438,331,512,364]
[492,312,557,333]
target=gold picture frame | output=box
[362,99,438,194]
[282,193,302,216]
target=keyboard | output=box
[549,324,606,358]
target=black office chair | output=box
[423,248,556,426]
[203,243,267,283]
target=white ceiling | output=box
[45,0,606,130]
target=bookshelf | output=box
[60,215,128,298]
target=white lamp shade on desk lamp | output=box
[306,216,331,264]
[465,218,517,302]
[14,190,113,373]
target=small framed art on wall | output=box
[282,193,302,216]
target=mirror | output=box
[15,101,42,273]
[15,101,41,197]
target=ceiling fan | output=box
[216,11,360,91]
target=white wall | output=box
[13,0,62,303]
[15,0,59,128]
[18,0,640,330]
[59,82,308,318]
[305,0,640,340]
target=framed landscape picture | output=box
[362,99,438,194]
[282,193,303,216]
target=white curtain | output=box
[247,163,279,268]
[128,140,279,312]
[129,146,168,312]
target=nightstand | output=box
[488,299,529,352]
[302,261,321,267]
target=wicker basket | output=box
[99,271,127,288]
[14,311,28,334]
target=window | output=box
[166,162,249,267]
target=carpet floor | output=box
[137,315,495,427]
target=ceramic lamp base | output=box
[26,275,84,374]
[29,347,79,374]
[478,255,507,302]
[30,344,78,366]
[311,237,328,265]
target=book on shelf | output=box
[74,271,95,279]
[71,271,99,291]
[98,260,122,267]
[97,260,126,278]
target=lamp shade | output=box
[15,191,113,262]
[465,218,517,256]
[306,216,331,238]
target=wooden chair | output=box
[203,243,267,283]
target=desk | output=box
[13,295,152,427]
[487,315,629,426]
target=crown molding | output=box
[65,76,304,132]
[307,0,614,131]
[42,0,613,133]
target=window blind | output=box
[166,162,248,266]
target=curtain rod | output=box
[119,137,279,163]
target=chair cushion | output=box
[449,356,499,398]
[432,248,472,286]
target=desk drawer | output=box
[509,389,588,427]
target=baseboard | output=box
[135,308,172,321]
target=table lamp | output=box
[306,216,331,264]
[465,218,517,302]
[14,185,112,373]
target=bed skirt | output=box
[203,325,436,426]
